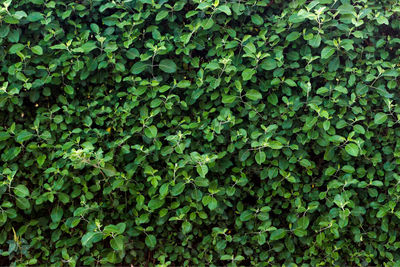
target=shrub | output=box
[1,0,400,266]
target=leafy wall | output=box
[1,0,400,266]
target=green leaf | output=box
[208,197,218,210]
[374,113,387,125]
[218,5,231,16]
[31,45,43,55]
[251,14,264,25]
[110,236,124,251]
[270,229,286,241]
[156,10,169,21]
[171,182,185,196]
[261,58,277,70]
[0,132,10,141]
[27,12,43,22]
[14,185,29,198]
[267,94,278,105]
[309,34,321,47]
[51,206,64,223]
[131,62,148,74]
[81,232,103,247]
[286,32,301,42]
[345,143,359,157]
[182,221,192,234]
[255,151,266,165]
[284,79,296,87]
[144,125,158,138]
[222,94,236,104]
[240,210,253,222]
[145,235,156,248]
[148,199,164,210]
[159,59,177,73]
[269,141,283,150]
[197,165,208,177]
[242,68,256,81]
[16,197,30,210]
[9,43,24,54]
[245,89,262,101]
[321,46,335,59]
[297,216,310,229]
[104,223,126,235]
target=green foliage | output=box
[1,0,400,266]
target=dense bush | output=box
[1,0,400,265]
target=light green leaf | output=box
[144,125,158,139]
[242,68,256,81]
[131,62,148,74]
[374,113,387,125]
[345,143,359,157]
[14,185,29,198]
[110,236,124,251]
[240,210,253,222]
[270,229,286,241]
[145,234,156,248]
[31,45,43,55]
[255,151,266,165]
[245,89,262,101]
[159,59,177,73]
[321,46,335,59]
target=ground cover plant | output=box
[1,0,400,266]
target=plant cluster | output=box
[1,0,400,266]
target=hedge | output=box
[1,0,400,266]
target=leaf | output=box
[255,151,266,165]
[197,165,208,177]
[14,185,29,198]
[110,236,124,251]
[268,94,278,105]
[0,132,10,141]
[208,197,218,210]
[15,130,33,143]
[51,206,64,223]
[27,12,43,22]
[16,197,30,210]
[182,221,192,234]
[222,94,236,104]
[31,45,43,55]
[345,143,359,157]
[245,89,262,101]
[321,46,335,59]
[81,232,103,247]
[285,79,296,87]
[131,62,148,74]
[171,182,185,196]
[374,113,387,125]
[104,223,126,235]
[261,58,277,70]
[240,210,253,222]
[251,14,264,25]
[156,10,169,21]
[9,43,24,54]
[269,141,283,150]
[218,5,231,15]
[297,216,310,229]
[103,164,117,177]
[309,34,321,47]
[144,125,158,138]
[159,59,177,73]
[242,68,256,81]
[145,235,156,248]
[270,229,286,241]
[286,32,301,42]
[148,199,164,210]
